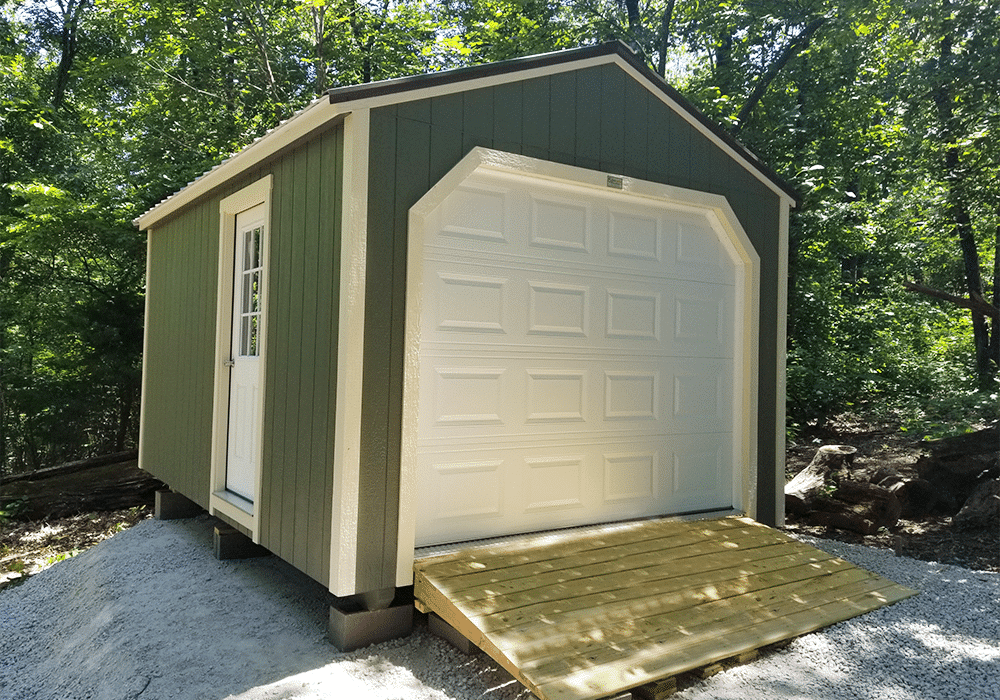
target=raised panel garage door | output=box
[410,165,743,547]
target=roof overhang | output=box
[135,42,797,232]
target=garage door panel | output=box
[529,194,593,253]
[670,435,734,511]
[420,353,731,440]
[527,282,590,338]
[433,171,735,284]
[423,258,735,359]
[437,182,512,244]
[412,165,743,546]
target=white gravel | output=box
[0,515,996,700]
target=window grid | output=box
[239,226,263,357]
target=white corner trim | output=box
[209,174,273,543]
[329,108,370,596]
[396,147,761,581]
[137,229,154,473]
[775,201,791,526]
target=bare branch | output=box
[904,280,1000,322]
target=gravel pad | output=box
[0,516,996,700]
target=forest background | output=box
[1,0,997,476]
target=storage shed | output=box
[135,42,797,620]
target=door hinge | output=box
[223,358,235,367]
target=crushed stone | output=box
[0,515,996,700]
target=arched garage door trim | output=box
[396,147,759,585]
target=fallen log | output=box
[0,455,165,520]
[870,466,938,518]
[953,479,1000,530]
[916,424,999,514]
[785,444,857,515]
[808,481,902,535]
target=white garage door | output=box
[409,165,742,547]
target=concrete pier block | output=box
[328,602,413,652]
[428,613,476,654]
[213,525,269,560]
[154,490,202,520]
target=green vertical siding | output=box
[142,200,222,507]
[260,127,343,585]
[141,126,343,587]
[357,63,784,590]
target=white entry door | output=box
[226,203,266,502]
[410,166,744,547]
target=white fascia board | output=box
[329,54,614,113]
[135,98,346,231]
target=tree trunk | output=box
[656,0,676,77]
[0,452,163,520]
[732,17,826,135]
[933,0,994,388]
[785,444,857,514]
[52,0,89,110]
[312,4,328,94]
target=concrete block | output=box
[213,525,269,560]
[692,663,723,679]
[328,602,413,652]
[154,490,202,520]
[428,613,476,654]
[632,676,677,700]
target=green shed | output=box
[135,42,797,641]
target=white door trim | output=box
[395,148,760,586]
[210,175,273,540]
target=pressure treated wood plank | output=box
[507,566,877,672]
[416,516,748,577]
[414,517,917,700]
[437,529,785,606]
[475,545,838,634]
[484,550,850,644]
[429,521,773,585]
[468,541,831,628]
[535,580,916,700]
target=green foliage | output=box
[0,0,996,473]
[0,497,28,523]
[44,549,80,566]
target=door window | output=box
[239,226,264,357]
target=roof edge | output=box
[137,41,798,231]
[327,41,799,206]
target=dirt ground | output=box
[784,418,999,573]
[2,422,997,590]
[0,506,153,590]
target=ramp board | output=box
[414,516,917,700]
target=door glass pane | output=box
[250,270,259,313]
[252,227,261,269]
[237,227,263,358]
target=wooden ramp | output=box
[414,516,917,700]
